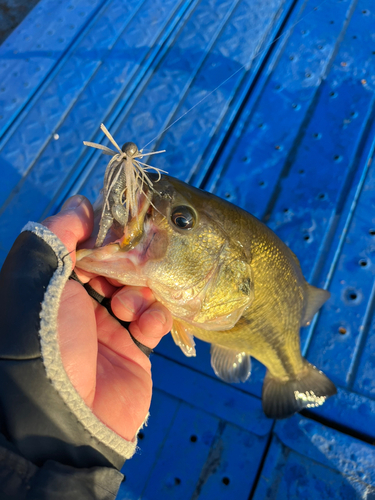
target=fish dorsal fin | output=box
[302,285,331,326]
[210,344,251,383]
[171,320,196,357]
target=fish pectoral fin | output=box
[301,284,331,326]
[262,361,337,419]
[210,344,251,383]
[171,320,196,357]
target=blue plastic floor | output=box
[1,0,375,498]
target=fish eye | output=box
[171,206,196,230]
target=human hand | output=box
[42,195,173,442]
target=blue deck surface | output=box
[1,0,375,498]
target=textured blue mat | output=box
[1,0,374,498]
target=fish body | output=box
[76,174,336,418]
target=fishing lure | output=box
[83,123,166,247]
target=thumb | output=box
[42,195,94,267]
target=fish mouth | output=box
[75,188,153,281]
[117,189,151,250]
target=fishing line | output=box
[141,0,331,151]
[61,249,75,263]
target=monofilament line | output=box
[141,0,330,151]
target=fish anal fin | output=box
[262,361,337,419]
[171,320,196,357]
[302,285,330,326]
[210,344,251,383]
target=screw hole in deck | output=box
[343,287,361,303]
[369,229,375,235]
[359,259,368,267]
[190,435,197,442]
[222,477,230,485]
[175,478,181,485]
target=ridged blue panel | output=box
[151,354,272,436]
[0,0,142,207]
[119,387,268,500]
[304,118,375,436]
[71,0,291,199]
[0,0,190,262]
[309,154,375,387]
[252,415,375,499]
[0,0,107,138]
[206,0,359,213]
[117,389,180,500]
[75,0,242,199]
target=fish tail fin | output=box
[262,361,337,419]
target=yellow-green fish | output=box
[76,148,336,419]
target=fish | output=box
[76,141,337,419]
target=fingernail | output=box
[61,195,85,211]
[146,310,167,325]
[117,291,144,315]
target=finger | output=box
[73,268,98,284]
[87,276,119,298]
[58,280,97,407]
[111,286,155,323]
[93,301,152,371]
[42,195,94,267]
[129,301,173,349]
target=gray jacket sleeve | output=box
[0,223,142,499]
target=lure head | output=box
[76,175,254,331]
[121,142,139,157]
